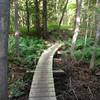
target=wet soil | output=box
[54,54,100,100]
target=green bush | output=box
[48,23,59,32]
[19,27,36,34]
[9,79,25,98]
[64,37,100,62]
[8,35,47,98]
[8,35,47,69]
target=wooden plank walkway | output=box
[29,43,62,100]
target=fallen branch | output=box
[69,77,79,100]
[87,86,94,100]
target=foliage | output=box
[75,37,94,60]
[9,79,25,98]
[8,35,47,69]
[76,37,94,49]
[8,0,100,99]
[8,35,48,98]
[48,23,59,32]
[64,37,100,62]
[19,27,36,34]
[96,47,100,59]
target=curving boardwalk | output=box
[29,43,63,100]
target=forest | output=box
[0,0,100,100]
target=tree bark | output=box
[34,0,41,35]
[26,0,30,33]
[42,0,48,36]
[14,0,19,56]
[70,0,82,58]
[58,0,69,29]
[84,0,90,46]
[56,0,60,24]
[0,0,10,99]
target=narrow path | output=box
[29,43,63,100]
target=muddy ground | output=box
[54,54,100,100]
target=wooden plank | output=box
[32,77,54,81]
[33,72,53,81]
[30,87,55,93]
[31,83,55,88]
[26,69,64,74]
[29,97,56,100]
[32,82,54,85]
[29,91,56,97]
[34,73,53,76]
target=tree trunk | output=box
[14,0,19,56]
[58,0,69,29]
[79,0,91,61]
[56,0,60,24]
[42,0,48,37]
[34,0,41,35]
[26,0,30,33]
[0,0,10,99]
[84,0,90,46]
[70,0,82,58]
[90,0,100,69]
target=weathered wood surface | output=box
[29,43,63,100]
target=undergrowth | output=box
[64,37,100,66]
[8,35,47,98]
[8,35,47,69]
